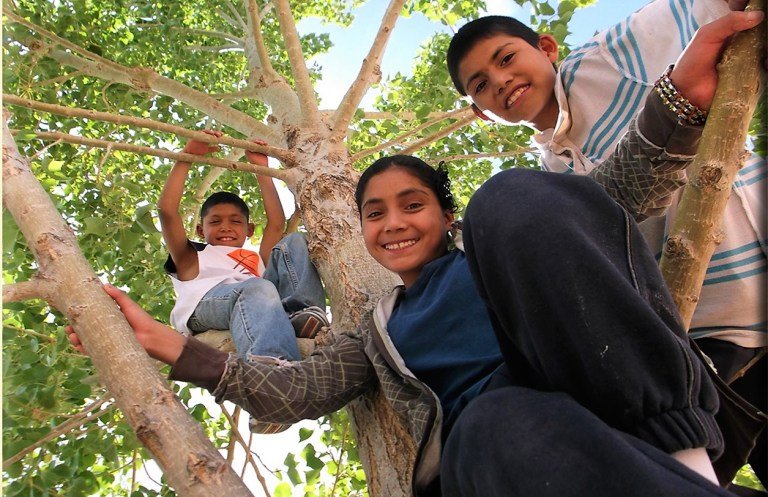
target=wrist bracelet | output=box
[653,66,708,126]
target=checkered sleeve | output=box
[589,90,701,222]
[211,330,377,423]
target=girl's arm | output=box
[68,284,375,423]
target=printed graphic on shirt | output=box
[227,248,262,277]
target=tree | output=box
[3,1,675,495]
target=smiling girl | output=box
[69,156,731,496]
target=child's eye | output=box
[474,80,487,94]
[500,52,514,65]
[365,210,382,219]
[405,202,423,210]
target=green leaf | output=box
[13,130,39,142]
[83,217,109,237]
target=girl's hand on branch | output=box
[66,285,187,366]
[670,9,765,111]
[181,129,222,156]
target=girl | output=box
[70,155,732,496]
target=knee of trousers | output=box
[466,169,621,243]
[445,387,590,468]
[237,277,281,303]
[273,232,308,254]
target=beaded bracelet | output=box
[653,65,708,126]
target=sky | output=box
[145,1,659,495]
[298,0,650,109]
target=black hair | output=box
[355,155,457,216]
[447,16,540,96]
[200,191,250,220]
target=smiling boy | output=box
[447,2,766,486]
[158,130,328,360]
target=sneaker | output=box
[248,417,291,434]
[289,306,329,339]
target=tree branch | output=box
[4,95,293,163]
[5,10,124,72]
[12,130,295,182]
[331,0,406,139]
[245,0,276,76]
[351,107,473,162]
[21,39,279,143]
[3,119,256,496]
[436,148,534,163]
[400,113,476,155]
[185,44,242,53]
[172,27,243,45]
[220,407,272,497]
[3,396,114,468]
[223,0,248,32]
[2,277,54,303]
[272,0,320,125]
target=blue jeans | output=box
[187,233,325,361]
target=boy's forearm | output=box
[158,162,192,216]
[256,174,286,228]
[588,90,702,222]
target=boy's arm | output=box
[588,10,764,221]
[157,130,221,280]
[245,141,287,263]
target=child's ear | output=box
[538,34,559,63]
[444,210,456,227]
[247,223,255,237]
[196,224,204,238]
[471,103,491,121]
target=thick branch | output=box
[173,27,244,45]
[659,0,765,328]
[5,10,124,72]
[436,148,534,163]
[3,396,114,468]
[12,129,295,183]
[272,0,320,125]
[400,113,476,155]
[2,122,255,495]
[4,95,293,163]
[351,107,473,162]
[323,109,464,121]
[33,43,279,143]
[245,0,276,76]
[331,0,406,139]
[2,278,53,303]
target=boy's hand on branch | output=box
[244,138,269,167]
[671,10,765,111]
[181,129,222,156]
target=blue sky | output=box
[298,0,650,108]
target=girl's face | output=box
[359,167,454,288]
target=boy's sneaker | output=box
[289,306,329,339]
[248,417,290,435]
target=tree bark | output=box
[3,118,256,497]
[659,0,765,328]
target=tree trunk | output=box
[2,119,255,497]
[659,0,765,328]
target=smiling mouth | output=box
[218,236,236,241]
[506,85,529,108]
[383,239,417,250]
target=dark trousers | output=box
[442,169,730,497]
[698,338,767,487]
